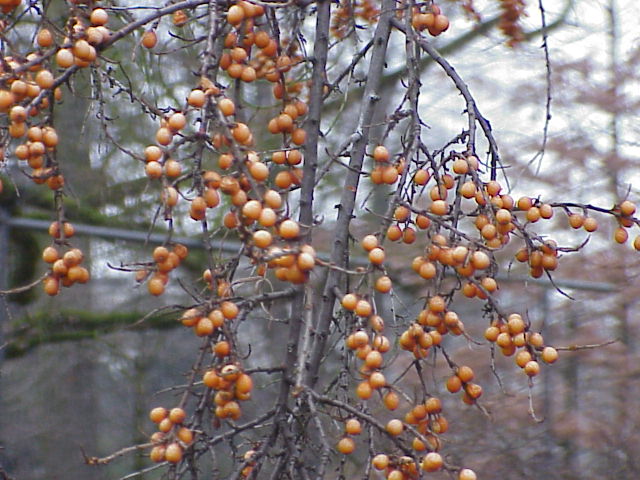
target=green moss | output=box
[5,309,179,359]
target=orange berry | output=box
[149,407,168,423]
[345,418,362,435]
[620,200,636,216]
[150,445,166,463]
[227,5,245,24]
[164,443,183,463]
[375,275,392,293]
[169,407,186,424]
[614,227,628,244]
[583,217,598,232]
[430,200,447,215]
[459,469,477,480]
[369,371,386,389]
[368,247,385,265]
[542,346,559,364]
[386,224,402,241]
[37,28,54,47]
[279,219,300,239]
[336,437,355,454]
[221,300,239,319]
[355,299,372,317]
[188,89,206,108]
[142,30,158,48]
[148,276,166,296]
[446,375,462,393]
[177,427,194,445]
[355,380,373,400]
[421,452,443,472]
[456,365,474,383]
[383,390,399,410]
[372,454,389,470]
[385,419,403,436]
[524,360,540,377]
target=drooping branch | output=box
[393,17,501,180]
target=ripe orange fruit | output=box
[428,295,446,313]
[220,301,239,319]
[402,227,416,244]
[446,375,462,393]
[37,28,54,47]
[364,350,383,369]
[421,452,443,472]
[465,382,483,399]
[381,165,398,184]
[614,226,628,244]
[336,437,355,454]
[375,276,392,293]
[507,314,525,335]
[459,469,477,480]
[373,145,390,162]
[430,200,447,215]
[354,299,372,317]
[541,346,559,364]
[418,261,436,279]
[386,224,402,241]
[56,48,74,68]
[368,247,385,265]
[149,407,168,424]
[372,454,389,470]
[156,127,173,146]
[195,317,214,336]
[168,407,186,424]
[385,419,403,436]
[214,340,231,357]
[424,396,442,414]
[345,418,362,435]
[382,390,399,410]
[369,371,386,389]
[350,329,368,347]
[150,445,166,463]
[456,365,474,383]
[42,246,59,263]
[583,217,598,232]
[524,360,540,376]
[413,168,429,185]
[141,30,157,48]
[177,427,194,444]
[148,276,165,296]
[164,442,183,463]
[355,380,373,400]
[620,200,636,216]
[188,89,206,108]
[279,219,300,239]
[387,470,404,480]
[415,214,431,229]
[168,112,187,131]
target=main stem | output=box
[276,0,330,407]
[305,0,396,389]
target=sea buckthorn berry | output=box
[336,437,355,454]
[385,419,403,436]
[345,418,362,435]
[459,468,477,480]
[372,454,389,470]
[421,452,443,472]
[542,346,559,363]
